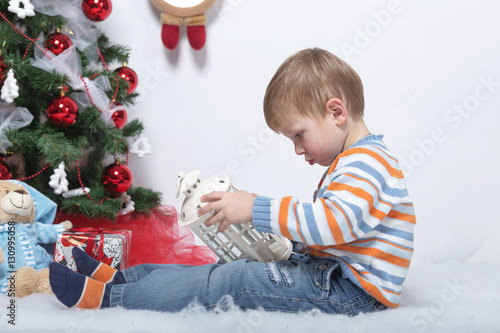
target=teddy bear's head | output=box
[0,181,35,224]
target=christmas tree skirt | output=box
[56,205,217,267]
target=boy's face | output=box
[282,112,346,167]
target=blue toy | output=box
[0,180,72,297]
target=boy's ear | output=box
[325,98,347,125]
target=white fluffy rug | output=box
[0,257,499,333]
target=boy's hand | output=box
[198,190,256,232]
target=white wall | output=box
[101,0,500,263]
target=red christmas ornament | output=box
[45,32,73,56]
[101,159,133,197]
[114,66,138,94]
[111,104,128,130]
[0,57,8,86]
[46,95,79,127]
[82,0,113,22]
[0,155,12,180]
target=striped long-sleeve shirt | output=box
[252,134,415,308]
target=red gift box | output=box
[54,227,131,271]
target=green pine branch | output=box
[96,33,130,66]
[127,186,162,215]
[61,187,124,220]
[122,119,144,138]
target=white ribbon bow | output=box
[0,106,34,154]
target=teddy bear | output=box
[150,0,217,50]
[0,180,72,297]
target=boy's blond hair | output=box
[263,48,364,133]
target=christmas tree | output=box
[0,0,161,220]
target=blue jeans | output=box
[109,253,387,315]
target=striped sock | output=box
[72,247,126,284]
[49,262,111,309]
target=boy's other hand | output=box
[198,190,256,232]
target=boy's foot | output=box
[49,262,111,309]
[72,247,126,284]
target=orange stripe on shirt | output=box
[328,182,387,222]
[387,210,416,224]
[334,244,411,268]
[279,197,293,240]
[319,199,345,244]
[348,237,414,253]
[329,148,403,179]
[344,173,393,209]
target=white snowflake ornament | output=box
[130,135,152,158]
[49,162,69,195]
[119,192,135,215]
[8,0,35,19]
[1,69,19,104]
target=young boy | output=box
[49,48,415,315]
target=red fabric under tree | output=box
[56,205,217,267]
